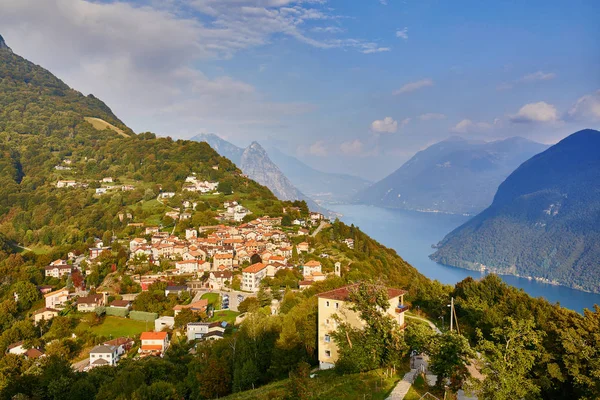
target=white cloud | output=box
[498,71,556,91]
[418,113,446,121]
[312,26,345,33]
[361,46,391,54]
[371,117,398,133]
[451,119,492,133]
[309,140,328,156]
[400,117,411,128]
[567,90,600,122]
[510,101,559,123]
[521,71,557,83]
[340,139,364,155]
[393,78,433,95]
[396,27,408,40]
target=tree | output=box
[174,308,202,328]
[238,297,260,314]
[196,358,231,398]
[286,361,312,400]
[217,181,233,195]
[11,281,40,311]
[250,253,262,265]
[331,282,407,373]
[404,322,436,354]
[429,331,474,391]
[473,318,544,400]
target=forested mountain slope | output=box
[431,129,600,293]
[355,136,548,215]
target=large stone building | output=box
[317,284,408,370]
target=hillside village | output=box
[9,195,365,373]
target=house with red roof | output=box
[316,284,408,370]
[242,262,268,292]
[139,331,169,357]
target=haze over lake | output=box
[329,204,600,313]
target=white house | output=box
[242,263,268,292]
[186,322,225,341]
[154,316,175,332]
[89,345,119,368]
[44,287,69,309]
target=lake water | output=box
[328,204,600,314]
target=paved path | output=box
[310,221,328,237]
[386,369,417,399]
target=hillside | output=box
[266,146,372,203]
[431,129,600,292]
[191,133,327,213]
[355,137,548,215]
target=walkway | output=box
[386,369,417,400]
[310,220,329,237]
[405,314,442,334]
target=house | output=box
[32,307,59,324]
[56,180,78,188]
[310,212,324,222]
[344,238,355,249]
[44,260,72,279]
[102,177,114,183]
[44,287,69,309]
[109,299,131,310]
[185,229,197,240]
[297,242,309,253]
[173,299,208,317]
[76,294,105,312]
[160,192,176,199]
[88,345,119,368]
[212,253,234,270]
[24,348,45,359]
[154,316,175,332]
[165,211,179,220]
[175,260,202,274]
[242,263,268,292]
[165,285,189,296]
[303,260,322,277]
[95,188,108,195]
[317,284,408,370]
[7,341,26,355]
[129,238,147,252]
[208,271,233,290]
[139,331,169,356]
[186,322,226,341]
[103,337,134,356]
[145,226,160,235]
[89,246,111,260]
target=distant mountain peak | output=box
[0,34,12,53]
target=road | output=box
[310,220,329,237]
[405,315,442,334]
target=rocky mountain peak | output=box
[0,34,12,52]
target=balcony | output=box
[395,304,410,313]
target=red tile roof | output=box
[140,331,168,341]
[243,262,267,273]
[317,284,407,301]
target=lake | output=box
[328,204,600,313]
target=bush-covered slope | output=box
[431,129,600,292]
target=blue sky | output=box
[1,0,599,179]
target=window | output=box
[325,350,331,357]
[335,302,339,309]
[326,301,330,307]
[324,334,331,343]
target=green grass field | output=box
[210,310,239,325]
[222,368,400,400]
[78,316,149,338]
[201,293,220,309]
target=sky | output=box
[1,0,599,180]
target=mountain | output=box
[0,34,11,52]
[266,146,372,203]
[355,136,549,215]
[191,133,327,213]
[431,129,600,292]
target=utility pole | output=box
[449,297,454,332]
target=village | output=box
[7,191,377,373]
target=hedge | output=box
[129,310,158,321]
[106,307,129,318]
